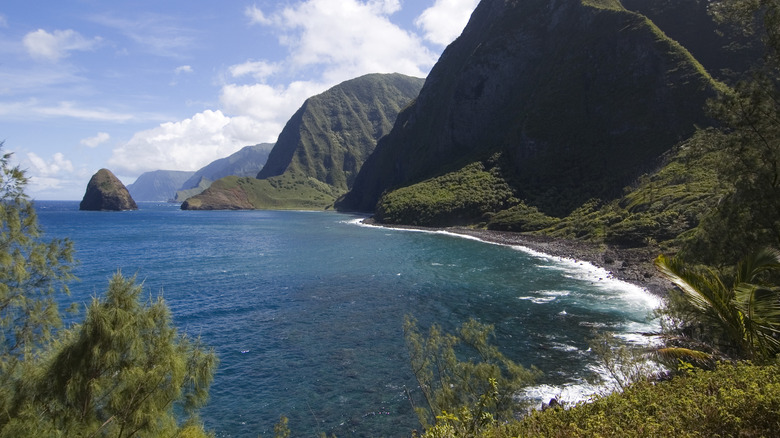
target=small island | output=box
[79,168,138,211]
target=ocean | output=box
[35,201,660,437]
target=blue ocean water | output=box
[35,201,659,437]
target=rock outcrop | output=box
[80,169,138,211]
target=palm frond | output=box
[736,247,780,284]
[655,347,714,365]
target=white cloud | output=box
[23,29,101,62]
[111,0,441,176]
[0,15,7,28]
[108,110,274,174]
[26,152,74,176]
[268,0,435,82]
[229,60,278,81]
[0,99,166,124]
[36,102,133,121]
[245,5,272,25]
[175,65,193,74]
[81,132,111,148]
[416,0,479,46]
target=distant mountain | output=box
[182,73,425,210]
[336,0,723,224]
[127,170,195,202]
[174,143,275,202]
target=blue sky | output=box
[0,0,479,200]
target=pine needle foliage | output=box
[0,146,75,428]
[403,317,541,433]
[2,273,218,437]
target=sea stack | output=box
[80,168,138,211]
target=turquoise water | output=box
[35,201,659,437]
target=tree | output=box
[2,273,218,437]
[403,317,540,434]
[0,146,75,425]
[655,248,780,364]
[0,144,218,436]
[681,1,780,265]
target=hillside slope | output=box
[183,73,424,210]
[337,0,722,223]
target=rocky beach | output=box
[364,219,671,297]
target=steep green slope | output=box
[337,0,723,223]
[174,143,274,202]
[182,73,424,210]
[179,143,274,190]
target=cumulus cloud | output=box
[416,0,479,46]
[266,0,436,82]
[23,29,101,61]
[108,110,276,174]
[112,0,440,176]
[229,60,278,81]
[81,132,111,148]
[26,152,74,176]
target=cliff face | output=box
[337,0,721,219]
[256,73,426,191]
[80,169,138,211]
[183,73,424,210]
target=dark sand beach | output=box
[364,220,671,297]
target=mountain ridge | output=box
[182,73,425,210]
[337,0,722,222]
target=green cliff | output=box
[182,73,424,210]
[336,0,724,223]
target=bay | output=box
[35,201,659,437]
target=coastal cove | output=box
[36,202,661,437]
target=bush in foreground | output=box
[477,361,780,438]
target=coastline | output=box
[362,219,671,297]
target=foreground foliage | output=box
[3,273,218,438]
[656,248,780,364]
[0,146,217,437]
[404,317,541,433]
[496,361,780,438]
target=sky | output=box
[0,0,480,200]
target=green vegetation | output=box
[185,74,424,210]
[403,317,541,434]
[183,174,339,210]
[0,148,217,437]
[655,248,780,364]
[376,160,518,226]
[496,361,780,438]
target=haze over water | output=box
[36,202,659,437]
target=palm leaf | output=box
[655,347,714,365]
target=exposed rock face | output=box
[337,0,721,219]
[80,169,138,211]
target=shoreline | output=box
[362,219,671,297]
